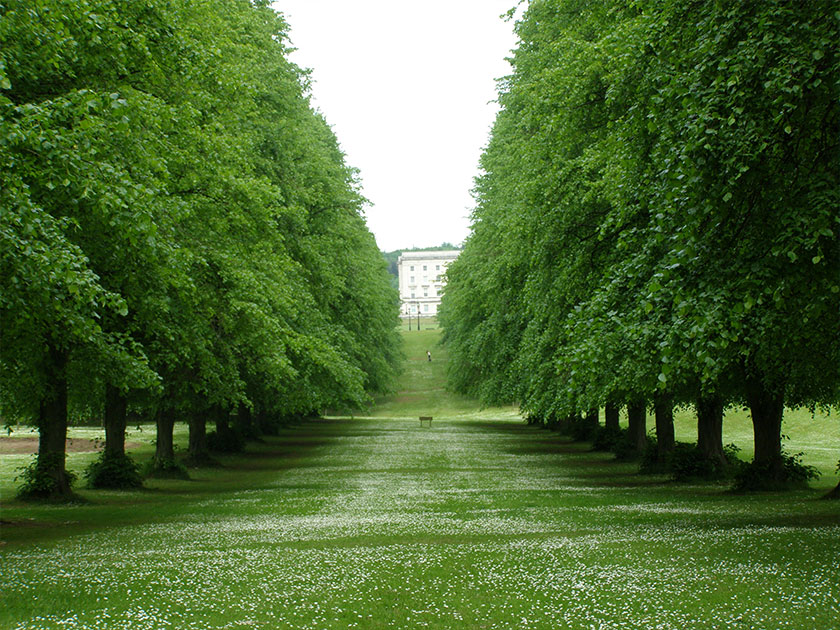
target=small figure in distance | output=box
[427,350,432,362]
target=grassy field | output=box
[0,326,838,629]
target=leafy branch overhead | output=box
[0,0,402,498]
[439,0,839,489]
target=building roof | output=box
[397,250,460,263]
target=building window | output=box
[424,304,429,312]
[436,265,440,271]
[423,265,427,271]
[410,265,414,271]
[423,289,428,297]
[410,276,415,283]
[410,292,415,298]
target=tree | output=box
[440,0,839,488]
[1,0,402,496]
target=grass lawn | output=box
[366,319,520,422]
[0,326,838,629]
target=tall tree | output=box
[440,0,839,488]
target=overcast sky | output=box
[275,1,520,252]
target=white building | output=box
[397,250,460,317]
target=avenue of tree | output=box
[440,1,839,492]
[0,0,402,498]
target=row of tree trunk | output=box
[30,346,833,498]
[619,390,780,471]
[29,343,297,498]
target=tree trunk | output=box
[560,413,578,435]
[34,344,72,498]
[235,403,258,439]
[824,480,840,500]
[211,404,242,453]
[654,393,675,463]
[255,409,280,435]
[213,404,227,438]
[696,393,727,468]
[254,408,267,434]
[103,384,128,457]
[154,406,176,463]
[147,405,188,479]
[627,400,647,455]
[585,408,599,427]
[744,372,784,475]
[604,402,620,432]
[187,408,211,465]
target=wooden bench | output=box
[419,416,433,427]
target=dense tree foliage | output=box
[440,0,839,489]
[1,0,401,498]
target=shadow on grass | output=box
[0,420,347,546]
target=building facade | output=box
[397,250,460,317]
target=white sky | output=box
[274,1,520,252]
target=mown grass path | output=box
[2,416,839,629]
[1,324,838,628]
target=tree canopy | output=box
[439,0,839,488]
[1,0,402,497]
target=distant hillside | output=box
[382,243,461,289]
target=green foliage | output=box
[591,426,625,453]
[144,456,189,480]
[439,0,840,486]
[206,430,245,454]
[1,0,403,495]
[610,430,644,462]
[84,451,143,489]
[15,454,77,500]
[638,435,665,474]
[640,440,744,481]
[733,451,821,492]
[669,442,744,483]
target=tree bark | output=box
[187,408,211,464]
[585,408,599,427]
[604,402,620,432]
[35,344,72,498]
[744,372,784,475]
[235,403,257,439]
[560,413,579,435]
[211,404,241,452]
[103,384,128,457]
[653,393,675,463]
[696,393,727,468]
[627,400,647,455]
[154,406,176,463]
[213,404,228,439]
[255,409,281,435]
